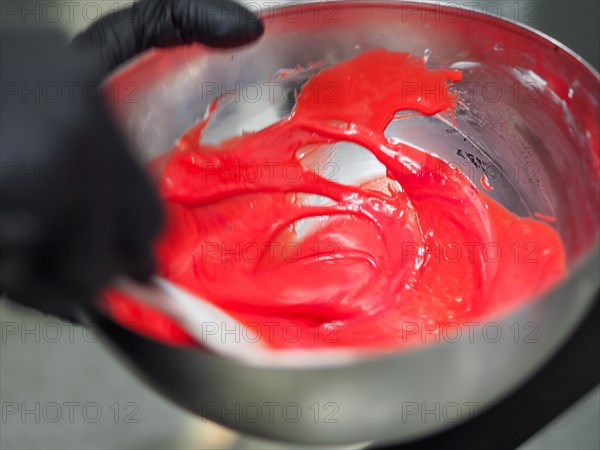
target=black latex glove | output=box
[0,0,264,321]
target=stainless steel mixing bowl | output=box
[85,1,599,445]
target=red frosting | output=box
[103,50,566,350]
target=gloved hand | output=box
[0,0,264,321]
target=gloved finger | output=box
[155,0,265,48]
[0,232,95,323]
[72,0,264,76]
[115,241,157,282]
[83,104,163,282]
[1,280,90,324]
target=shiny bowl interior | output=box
[88,1,600,445]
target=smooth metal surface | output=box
[89,1,600,445]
